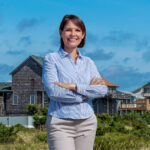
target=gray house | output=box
[0,55,49,116]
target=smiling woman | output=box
[42,14,108,150]
[59,21,85,63]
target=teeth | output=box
[69,39,77,41]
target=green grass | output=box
[0,128,48,150]
[1,112,150,150]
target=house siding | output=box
[6,58,49,116]
[93,97,117,115]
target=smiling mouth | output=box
[68,38,78,42]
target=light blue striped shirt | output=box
[42,47,108,119]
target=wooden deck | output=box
[120,99,150,111]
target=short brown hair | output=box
[59,15,86,49]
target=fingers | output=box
[96,77,105,85]
[90,77,105,85]
[53,82,75,90]
[90,76,97,85]
[53,82,63,87]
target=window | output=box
[144,88,150,93]
[13,95,18,105]
[108,87,116,94]
[30,95,35,104]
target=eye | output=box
[65,28,71,31]
[76,29,81,32]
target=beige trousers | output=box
[46,114,97,150]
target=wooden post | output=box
[107,96,109,114]
[42,91,44,108]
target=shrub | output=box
[141,111,150,124]
[26,104,40,115]
[40,106,48,116]
[33,114,47,129]
[12,124,27,133]
[132,128,150,140]
[113,113,122,122]
[96,114,114,136]
[96,124,105,136]
[97,113,113,126]
[94,133,143,150]
[132,121,146,130]
[35,132,48,143]
[0,123,18,143]
[111,122,128,133]
[122,112,143,123]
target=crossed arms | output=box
[42,54,108,103]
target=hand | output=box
[83,95,88,100]
[53,82,77,91]
[90,77,105,85]
[54,82,88,100]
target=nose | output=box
[71,30,76,36]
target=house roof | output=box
[10,55,43,75]
[31,55,43,67]
[0,82,12,92]
[133,82,150,93]
[117,90,144,99]
[102,77,119,87]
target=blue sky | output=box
[0,0,150,91]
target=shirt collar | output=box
[58,47,83,59]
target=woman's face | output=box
[60,20,85,50]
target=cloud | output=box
[135,39,149,51]
[6,50,25,55]
[49,30,60,47]
[17,18,40,31]
[0,64,14,82]
[101,65,150,91]
[18,36,31,46]
[86,32,99,44]
[0,13,2,23]
[123,57,130,63]
[101,30,136,46]
[85,48,114,61]
[99,30,150,52]
[142,50,150,62]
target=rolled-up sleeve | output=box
[42,54,83,103]
[77,84,108,99]
[76,58,108,99]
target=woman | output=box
[42,14,108,150]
